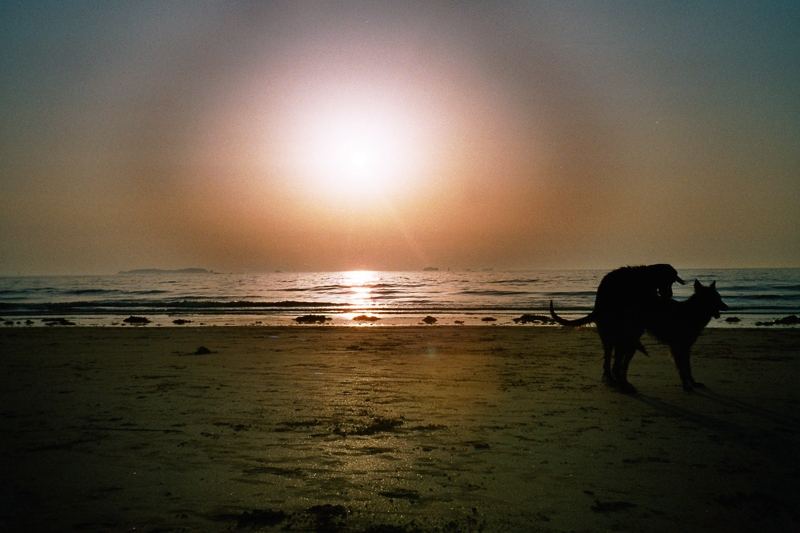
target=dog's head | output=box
[692,279,728,318]
[649,264,685,299]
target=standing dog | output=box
[612,280,728,393]
[549,264,684,386]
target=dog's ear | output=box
[694,279,702,291]
[710,280,716,289]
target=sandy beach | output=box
[2,326,799,532]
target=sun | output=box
[282,87,430,205]
[307,105,415,200]
[323,118,394,193]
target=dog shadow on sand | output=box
[632,387,800,457]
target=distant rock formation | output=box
[123,315,151,324]
[295,315,331,324]
[422,315,437,324]
[118,268,215,275]
[512,314,556,325]
[352,315,381,322]
[755,314,800,326]
[42,317,76,326]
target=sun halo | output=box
[284,91,430,207]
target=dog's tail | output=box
[549,300,595,327]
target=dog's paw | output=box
[692,381,706,389]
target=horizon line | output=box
[2,265,799,277]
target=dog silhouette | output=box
[550,264,684,388]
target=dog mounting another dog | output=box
[550,265,728,393]
[549,264,684,386]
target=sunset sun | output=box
[282,86,431,205]
[321,116,395,191]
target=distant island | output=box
[117,268,216,275]
[422,266,439,271]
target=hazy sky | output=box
[2,1,798,274]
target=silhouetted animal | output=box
[611,280,728,393]
[550,264,684,384]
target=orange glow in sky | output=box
[1,3,798,273]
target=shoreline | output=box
[2,313,794,328]
[2,268,798,330]
[2,327,799,531]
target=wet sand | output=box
[2,326,799,532]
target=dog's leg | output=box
[619,344,638,394]
[686,352,704,389]
[612,319,641,393]
[671,347,696,392]
[612,343,637,394]
[610,344,623,385]
[598,325,614,384]
[602,340,614,384]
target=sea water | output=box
[0,268,798,327]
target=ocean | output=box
[0,268,798,327]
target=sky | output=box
[1,1,798,274]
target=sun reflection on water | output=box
[343,270,377,309]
